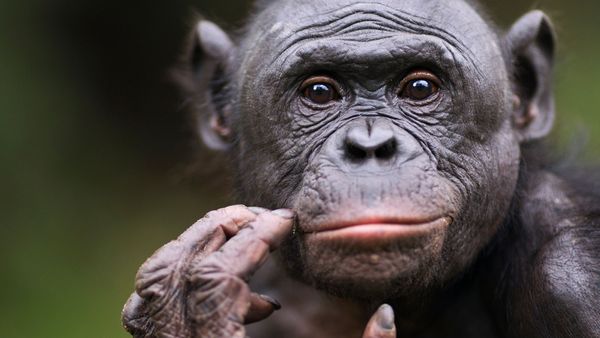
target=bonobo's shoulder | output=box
[509,170,600,337]
[523,169,600,233]
[520,171,581,234]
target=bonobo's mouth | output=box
[301,215,452,246]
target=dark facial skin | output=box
[234,0,518,298]
[122,0,600,337]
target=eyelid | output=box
[398,70,441,93]
[300,76,343,95]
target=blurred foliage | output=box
[0,0,598,337]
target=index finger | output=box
[177,205,259,246]
[198,209,295,279]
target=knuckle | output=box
[122,294,155,336]
[122,293,144,316]
[136,248,183,293]
[204,209,223,220]
[188,255,228,281]
[187,257,249,300]
[135,246,188,302]
[203,205,257,235]
[207,205,246,219]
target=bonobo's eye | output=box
[399,70,441,101]
[300,76,341,105]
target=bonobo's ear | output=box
[505,10,557,143]
[191,20,235,151]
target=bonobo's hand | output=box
[362,305,397,338]
[121,205,294,338]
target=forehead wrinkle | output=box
[262,2,486,79]
[276,37,461,82]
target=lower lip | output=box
[305,218,450,244]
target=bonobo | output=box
[122,0,600,337]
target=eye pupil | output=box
[399,71,440,101]
[412,80,430,91]
[408,80,434,100]
[312,84,330,96]
[306,83,335,104]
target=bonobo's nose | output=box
[343,121,397,162]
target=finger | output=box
[244,293,281,324]
[248,206,270,215]
[135,205,258,295]
[362,304,396,338]
[122,292,155,336]
[202,209,295,279]
[178,205,259,245]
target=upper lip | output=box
[302,215,449,233]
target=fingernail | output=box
[376,304,395,330]
[249,207,269,215]
[260,294,282,310]
[272,209,295,219]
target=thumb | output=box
[362,304,397,338]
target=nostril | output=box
[344,137,397,162]
[342,124,398,163]
[345,142,368,161]
[374,139,397,160]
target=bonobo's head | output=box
[191,0,556,299]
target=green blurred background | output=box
[0,0,598,337]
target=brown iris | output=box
[399,70,441,101]
[301,76,341,105]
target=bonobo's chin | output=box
[279,215,451,300]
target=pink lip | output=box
[302,217,451,244]
[313,215,446,232]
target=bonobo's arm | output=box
[121,205,397,338]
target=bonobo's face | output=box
[233,0,520,298]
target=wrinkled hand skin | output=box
[121,205,294,338]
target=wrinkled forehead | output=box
[270,0,488,34]
[277,0,477,21]
[248,0,498,60]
